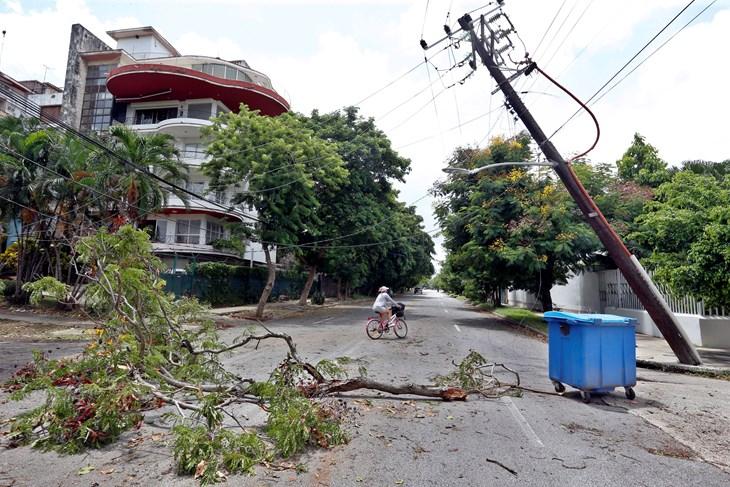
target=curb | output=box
[636,359,730,379]
[487,312,547,338]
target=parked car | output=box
[414,287,423,294]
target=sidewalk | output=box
[636,333,730,373]
[208,297,371,322]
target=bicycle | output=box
[366,304,408,339]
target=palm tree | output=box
[100,125,188,226]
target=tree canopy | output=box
[616,133,670,188]
[434,134,600,310]
[631,171,730,308]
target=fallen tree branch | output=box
[307,378,468,401]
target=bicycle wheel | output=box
[393,318,408,338]
[366,319,383,339]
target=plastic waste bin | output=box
[544,311,637,403]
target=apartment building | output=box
[59,24,290,269]
[0,70,32,118]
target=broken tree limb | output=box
[307,378,468,401]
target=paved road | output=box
[1,290,728,486]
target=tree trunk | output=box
[539,286,553,312]
[336,277,342,301]
[256,246,276,319]
[298,265,317,306]
[538,262,555,312]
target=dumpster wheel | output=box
[624,387,636,400]
[580,391,591,403]
[552,381,565,393]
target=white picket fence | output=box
[598,269,727,318]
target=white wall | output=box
[550,271,602,313]
[506,271,601,313]
[604,307,730,348]
[506,271,730,348]
[117,36,173,59]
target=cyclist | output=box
[372,285,398,324]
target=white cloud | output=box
[0,0,139,84]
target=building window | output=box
[186,181,207,194]
[206,221,224,244]
[79,64,115,133]
[134,107,178,125]
[175,219,201,245]
[182,143,205,159]
[155,220,168,243]
[190,63,252,83]
[187,103,212,120]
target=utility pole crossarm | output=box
[458,13,701,365]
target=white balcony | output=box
[126,116,212,139]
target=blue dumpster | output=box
[545,311,637,403]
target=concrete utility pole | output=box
[456,13,701,365]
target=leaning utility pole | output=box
[453,12,701,365]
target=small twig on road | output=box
[552,457,587,470]
[486,457,518,476]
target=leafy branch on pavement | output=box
[2,226,471,484]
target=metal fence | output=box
[598,269,727,317]
[162,272,305,306]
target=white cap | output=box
[378,286,389,293]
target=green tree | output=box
[434,134,600,310]
[203,105,347,317]
[616,133,669,187]
[101,125,188,226]
[298,107,430,298]
[678,159,730,180]
[631,171,730,308]
[572,161,653,254]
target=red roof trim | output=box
[106,63,289,114]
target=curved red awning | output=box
[107,64,289,116]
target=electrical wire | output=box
[536,0,578,64]
[532,0,567,59]
[0,85,263,223]
[535,0,595,80]
[421,0,431,39]
[548,0,698,140]
[534,64,599,162]
[591,0,718,106]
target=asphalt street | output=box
[1,290,728,486]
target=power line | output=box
[536,0,578,63]
[0,85,263,223]
[548,0,698,140]
[532,0,567,59]
[1,141,440,252]
[590,0,718,106]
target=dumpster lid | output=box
[543,311,634,324]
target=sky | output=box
[1,0,729,269]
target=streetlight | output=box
[441,160,558,176]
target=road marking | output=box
[312,317,335,325]
[502,397,544,448]
[453,324,461,333]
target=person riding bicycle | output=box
[372,285,398,323]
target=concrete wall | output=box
[115,35,173,59]
[604,307,730,348]
[506,271,601,313]
[551,271,602,313]
[60,24,112,129]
